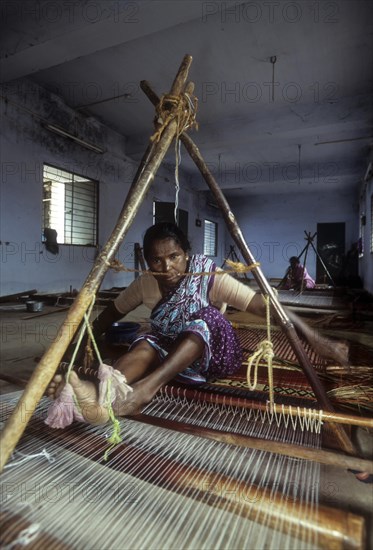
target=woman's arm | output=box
[63,301,124,364]
[212,274,348,365]
[246,292,349,365]
[90,300,125,340]
[285,307,349,365]
[245,293,267,317]
[65,278,146,363]
[90,275,150,340]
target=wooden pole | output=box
[140,80,357,457]
[134,413,373,474]
[0,54,193,473]
[161,386,373,429]
[180,134,357,456]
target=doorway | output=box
[153,201,188,237]
[316,222,345,284]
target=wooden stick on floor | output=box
[0,54,194,473]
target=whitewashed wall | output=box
[359,176,373,294]
[0,79,223,295]
[2,79,368,296]
[227,190,360,283]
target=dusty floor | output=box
[0,299,372,549]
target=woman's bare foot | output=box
[111,377,158,417]
[47,371,110,425]
[112,382,148,416]
[47,373,65,400]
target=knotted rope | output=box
[150,91,198,144]
[45,298,132,459]
[106,257,260,277]
[244,294,275,408]
[150,89,198,224]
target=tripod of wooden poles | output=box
[0,54,362,471]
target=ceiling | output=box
[1,0,372,197]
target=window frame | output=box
[42,164,99,247]
[203,219,218,257]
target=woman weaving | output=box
[47,222,346,426]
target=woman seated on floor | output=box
[47,222,346,425]
[279,256,315,291]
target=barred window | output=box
[42,164,98,246]
[203,219,217,256]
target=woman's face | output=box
[146,237,189,291]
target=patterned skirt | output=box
[131,305,242,378]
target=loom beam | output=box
[139,80,357,458]
[163,386,373,429]
[55,362,373,429]
[133,412,373,474]
[20,416,366,550]
[0,54,194,473]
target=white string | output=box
[4,448,55,468]
[143,392,321,546]
[174,137,181,223]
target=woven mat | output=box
[236,327,327,368]
[173,327,317,405]
[278,290,347,310]
[197,327,373,411]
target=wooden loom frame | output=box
[0,54,368,472]
[0,394,366,550]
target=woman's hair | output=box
[289,256,300,264]
[143,222,191,260]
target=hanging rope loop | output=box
[45,297,132,458]
[246,339,274,389]
[245,294,275,407]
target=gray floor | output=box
[1,301,372,549]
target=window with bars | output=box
[203,219,218,256]
[42,165,98,246]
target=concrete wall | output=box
[359,176,373,294]
[2,78,368,296]
[227,190,360,284]
[0,79,224,296]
